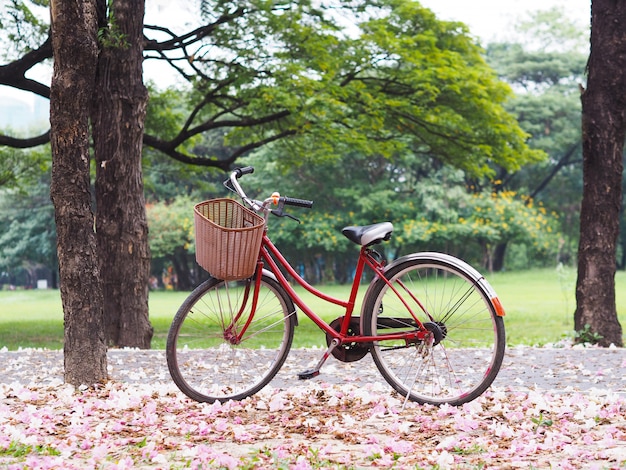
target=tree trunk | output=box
[92,0,153,348]
[575,0,625,347]
[491,242,507,272]
[49,0,108,385]
[172,249,193,291]
[617,200,626,270]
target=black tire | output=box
[362,257,505,406]
[166,274,296,403]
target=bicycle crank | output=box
[325,316,370,362]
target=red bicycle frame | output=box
[239,233,432,346]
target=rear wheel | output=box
[166,274,296,403]
[362,257,505,406]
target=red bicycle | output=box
[166,167,506,406]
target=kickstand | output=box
[297,338,340,380]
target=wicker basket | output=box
[194,198,265,280]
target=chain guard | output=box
[325,317,370,362]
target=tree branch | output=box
[143,128,298,170]
[143,7,246,53]
[170,109,292,149]
[0,131,50,148]
[526,141,581,202]
[0,34,52,99]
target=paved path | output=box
[2,346,625,395]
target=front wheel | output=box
[166,274,296,403]
[362,256,505,406]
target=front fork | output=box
[223,263,263,344]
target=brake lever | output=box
[271,209,301,223]
[271,198,301,223]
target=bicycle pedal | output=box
[297,369,320,380]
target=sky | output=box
[420,0,591,43]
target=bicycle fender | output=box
[261,268,279,283]
[359,252,505,319]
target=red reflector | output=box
[492,297,505,317]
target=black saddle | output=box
[341,222,393,247]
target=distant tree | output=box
[485,7,588,269]
[245,149,559,278]
[575,0,625,347]
[146,195,197,290]
[0,142,56,288]
[0,167,57,287]
[0,145,48,188]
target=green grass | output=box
[492,267,626,345]
[1,267,626,350]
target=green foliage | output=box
[245,148,560,274]
[145,0,543,176]
[0,441,61,459]
[0,150,56,281]
[143,85,228,202]
[142,147,223,203]
[488,43,587,90]
[145,85,191,143]
[574,324,603,345]
[397,188,561,268]
[348,0,544,174]
[0,146,49,189]
[0,0,49,58]
[146,195,205,289]
[531,412,553,432]
[511,6,588,53]
[0,1,570,285]
[96,0,130,49]
[146,195,195,259]
[484,6,587,262]
[97,23,129,50]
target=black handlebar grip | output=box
[235,166,255,178]
[283,196,314,208]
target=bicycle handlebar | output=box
[282,196,314,209]
[234,166,255,178]
[226,167,314,215]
